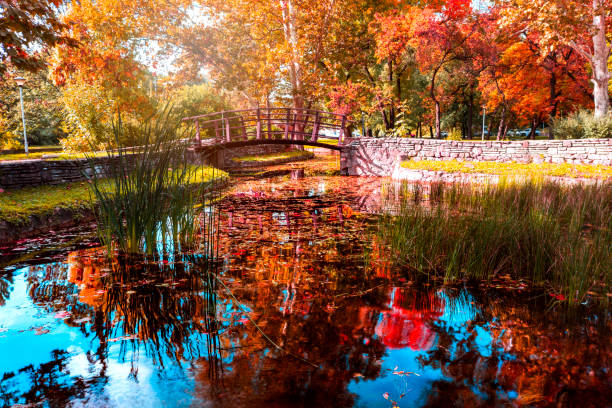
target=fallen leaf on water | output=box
[54,311,71,319]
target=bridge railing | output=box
[182,107,349,147]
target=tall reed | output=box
[86,108,218,256]
[378,179,612,305]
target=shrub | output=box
[0,115,22,149]
[0,131,23,150]
[554,110,612,139]
[446,128,462,141]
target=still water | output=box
[0,167,610,407]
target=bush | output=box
[0,131,23,150]
[0,115,22,149]
[554,110,612,139]
[446,128,462,141]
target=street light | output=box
[481,105,486,141]
[15,77,28,157]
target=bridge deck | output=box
[182,107,349,150]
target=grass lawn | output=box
[316,138,340,146]
[0,166,228,225]
[231,149,314,163]
[401,159,612,179]
[0,151,113,162]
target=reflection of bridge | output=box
[183,107,350,152]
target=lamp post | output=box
[481,105,486,141]
[15,77,28,157]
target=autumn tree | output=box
[498,0,611,117]
[478,7,593,140]
[370,1,485,138]
[49,0,160,150]
[0,69,64,145]
[0,0,75,74]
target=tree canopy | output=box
[1,0,609,148]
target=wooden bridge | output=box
[182,107,350,152]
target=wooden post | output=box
[225,118,231,142]
[256,108,262,140]
[214,119,221,141]
[195,120,200,145]
[221,112,225,141]
[340,115,347,144]
[284,108,290,139]
[241,116,247,140]
[267,108,272,139]
[291,113,297,140]
[311,112,320,142]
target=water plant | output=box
[378,179,612,305]
[86,108,222,255]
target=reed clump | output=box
[87,109,222,255]
[378,179,612,305]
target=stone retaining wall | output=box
[0,145,297,189]
[0,156,140,190]
[341,138,612,176]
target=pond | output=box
[0,158,610,407]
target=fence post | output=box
[225,118,231,142]
[214,119,221,141]
[195,120,200,145]
[284,108,290,139]
[291,113,297,140]
[256,108,262,140]
[241,116,248,140]
[267,108,272,139]
[311,112,320,142]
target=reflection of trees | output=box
[0,273,12,307]
[0,349,109,408]
[419,291,612,407]
[191,285,390,407]
[2,248,226,406]
[65,250,225,370]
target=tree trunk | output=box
[280,0,304,110]
[388,60,395,129]
[592,0,611,118]
[528,118,537,140]
[435,100,441,139]
[430,66,442,139]
[467,95,474,139]
[496,106,506,141]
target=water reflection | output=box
[0,174,610,407]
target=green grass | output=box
[0,166,227,226]
[0,145,61,154]
[0,151,116,162]
[401,159,612,179]
[316,138,340,146]
[378,180,612,306]
[231,149,314,163]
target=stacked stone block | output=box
[342,138,612,176]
